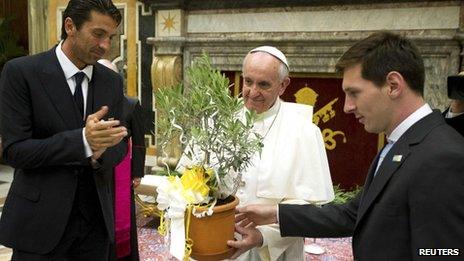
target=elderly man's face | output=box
[242,52,289,114]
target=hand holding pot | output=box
[227,224,263,259]
[236,204,279,226]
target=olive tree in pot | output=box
[154,54,263,260]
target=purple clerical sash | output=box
[114,139,132,258]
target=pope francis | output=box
[226,46,335,260]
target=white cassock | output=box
[234,98,334,261]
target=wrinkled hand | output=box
[450,100,464,113]
[227,224,263,259]
[236,204,279,226]
[132,177,141,188]
[85,106,127,155]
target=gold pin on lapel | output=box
[393,155,402,162]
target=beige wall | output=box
[46,0,139,97]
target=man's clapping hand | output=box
[85,106,127,159]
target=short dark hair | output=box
[61,0,122,40]
[335,31,425,96]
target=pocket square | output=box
[392,155,402,162]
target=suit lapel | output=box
[38,48,82,129]
[354,110,445,229]
[355,142,410,227]
[356,152,381,209]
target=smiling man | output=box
[226,46,334,260]
[0,1,128,260]
[236,32,464,260]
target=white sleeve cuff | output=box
[256,226,268,247]
[82,128,93,157]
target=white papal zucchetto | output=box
[249,46,289,70]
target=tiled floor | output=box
[0,164,13,261]
[0,164,13,207]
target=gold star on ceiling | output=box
[162,12,176,33]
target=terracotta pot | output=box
[188,195,239,261]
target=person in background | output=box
[219,46,335,260]
[236,32,464,260]
[112,96,145,261]
[0,0,127,260]
[97,59,146,261]
[443,71,464,136]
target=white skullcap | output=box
[249,46,289,70]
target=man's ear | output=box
[64,17,76,37]
[385,71,405,99]
[279,77,290,96]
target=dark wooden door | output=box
[1,0,29,52]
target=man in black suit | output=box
[443,71,464,136]
[444,99,464,137]
[0,0,128,260]
[236,32,464,260]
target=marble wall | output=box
[187,6,459,33]
[147,0,464,110]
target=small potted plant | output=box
[154,54,263,260]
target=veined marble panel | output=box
[178,33,460,110]
[187,6,460,33]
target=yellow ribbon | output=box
[184,205,193,260]
[158,211,167,236]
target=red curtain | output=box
[223,71,383,189]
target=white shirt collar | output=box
[257,98,281,120]
[55,41,93,81]
[387,103,433,143]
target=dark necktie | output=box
[74,72,85,118]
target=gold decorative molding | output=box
[378,133,386,151]
[151,54,183,168]
[151,55,182,90]
[233,72,240,97]
[28,0,49,54]
[123,0,138,97]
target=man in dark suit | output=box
[0,0,128,260]
[444,99,464,137]
[443,71,464,136]
[236,32,464,260]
